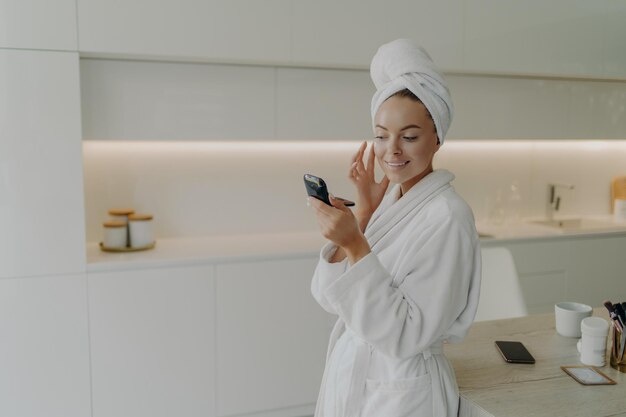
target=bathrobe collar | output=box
[365,169,455,249]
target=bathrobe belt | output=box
[344,331,445,417]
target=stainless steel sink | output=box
[530,218,618,231]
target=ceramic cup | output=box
[555,302,593,338]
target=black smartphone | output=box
[495,341,535,364]
[303,174,355,207]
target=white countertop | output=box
[477,215,626,245]
[87,232,328,272]
[87,216,626,272]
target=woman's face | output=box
[373,95,440,195]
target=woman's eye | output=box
[403,136,418,141]
[374,136,387,140]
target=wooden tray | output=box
[99,241,156,252]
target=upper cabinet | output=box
[75,0,625,80]
[464,0,605,78]
[77,0,291,63]
[0,0,77,50]
[604,0,626,79]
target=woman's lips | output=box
[385,161,410,168]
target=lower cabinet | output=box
[567,235,626,308]
[88,265,216,417]
[0,274,91,417]
[501,235,626,314]
[215,257,335,417]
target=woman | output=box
[308,39,482,417]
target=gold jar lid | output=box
[108,208,135,216]
[103,221,127,228]
[128,214,153,221]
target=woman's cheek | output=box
[373,141,384,159]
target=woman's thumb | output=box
[329,194,349,211]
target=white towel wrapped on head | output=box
[370,39,454,144]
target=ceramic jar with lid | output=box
[108,208,134,246]
[103,221,128,248]
[128,214,154,248]
[108,208,135,223]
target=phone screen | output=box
[495,341,535,364]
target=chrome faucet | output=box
[546,183,575,220]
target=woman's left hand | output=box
[309,195,371,264]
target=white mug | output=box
[555,302,592,338]
[577,317,609,366]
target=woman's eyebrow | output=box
[375,124,422,131]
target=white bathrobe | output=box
[311,169,481,417]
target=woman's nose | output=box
[390,138,402,154]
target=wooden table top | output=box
[444,308,626,417]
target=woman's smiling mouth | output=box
[386,161,410,168]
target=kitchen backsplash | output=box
[82,140,626,242]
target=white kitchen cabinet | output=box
[0,0,77,50]
[0,49,85,279]
[0,274,91,417]
[88,265,216,417]
[385,0,464,71]
[77,0,291,64]
[80,58,276,140]
[291,0,388,68]
[503,239,570,314]
[275,67,373,140]
[464,0,605,78]
[495,234,626,314]
[567,235,626,308]
[215,257,335,417]
[604,1,626,79]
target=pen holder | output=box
[610,323,626,372]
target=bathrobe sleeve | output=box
[323,215,480,359]
[311,242,350,315]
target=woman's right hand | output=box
[349,141,390,231]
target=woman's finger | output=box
[351,141,366,165]
[367,142,375,173]
[355,157,365,176]
[308,197,334,217]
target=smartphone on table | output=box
[304,174,355,207]
[495,340,536,364]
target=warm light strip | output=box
[82,140,626,153]
[82,140,363,153]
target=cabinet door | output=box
[503,240,570,314]
[216,257,335,417]
[275,67,373,140]
[292,0,388,67]
[385,0,464,71]
[88,265,216,417]
[77,0,291,63]
[0,50,85,279]
[0,0,77,50]
[604,1,626,78]
[0,274,91,417]
[465,0,604,77]
[567,236,626,308]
